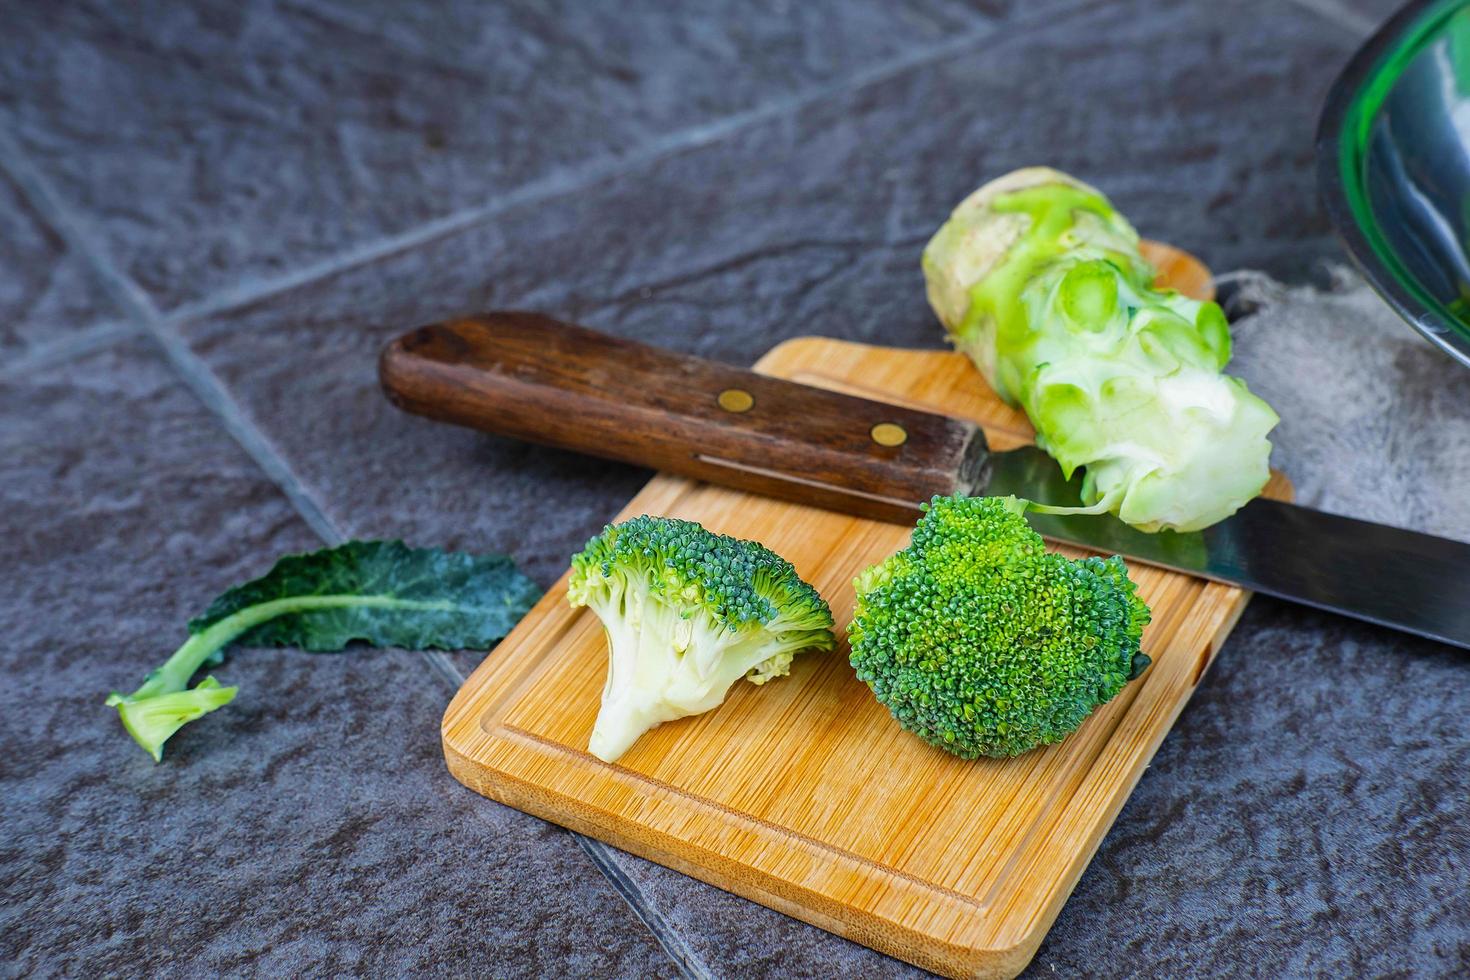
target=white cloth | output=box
[1224,268,1470,540]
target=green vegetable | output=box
[107,541,541,762]
[848,494,1151,759]
[568,516,834,763]
[922,167,1278,532]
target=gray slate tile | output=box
[0,166,123,358]
[0,338,677,978]
[1026,598,1470,978]
[1328,0,1406,32]
[0,0,983,313]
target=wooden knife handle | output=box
[378,312,989,524]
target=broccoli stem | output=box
[589,699,669,763]
[114,615,258,703]
[106,594,455,762]
[112,679,238,763]
[923,168,1278,532]
[959,494,1115,522]
[1023,497,1117,518]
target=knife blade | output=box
[987,446,1470,648]
[380,312,1470,650]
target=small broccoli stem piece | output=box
[570,516,835,763]
[966,491,1115,523]
[112,678,238,763]
[106,594,489,762]
[109,599,297,703]
[1020,496,1116,518]
[104,598,311,761]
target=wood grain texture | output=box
[443,244,1285,978]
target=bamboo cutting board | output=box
[442,264,1289,979]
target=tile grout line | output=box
[931,0,994,30]
[0,138,344,543]
[0,136,471,694]
[164,1,1138,326]
[420,650,467,692]
[576,837,716,980]
[1284,0,1377,37]
[154,4,1081,326]
[0,134,488,724]
[0,320,142,381]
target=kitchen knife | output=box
[379,312,1470,651]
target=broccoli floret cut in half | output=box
[569,516,835,763]
[849,494,1151,759]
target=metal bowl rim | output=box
[1316,0,1470,368]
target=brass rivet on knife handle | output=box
[378,312,992,525]
[717,388,754,413]
[870,422,907,447]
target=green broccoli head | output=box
[848,494,1151,759]
[569,515,834,762]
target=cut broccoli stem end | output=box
[104,595,322,761]
[112,676,238,762]
[588,700,674,764]
[1020,495,1116,518]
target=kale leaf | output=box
[107,541,542,762]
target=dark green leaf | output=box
[188,540,543,654]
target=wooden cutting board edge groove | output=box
[442,330,1291,979]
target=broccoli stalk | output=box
[849,494,1152,759]
[104,594,442,762]
[923,167,1278,533]
[569,516,834,763]
[104,608,272,762]
[106,541,541,763]
[107,677,237,765]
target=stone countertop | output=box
[4,0,1464,977]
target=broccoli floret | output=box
[849,494,1151,759]
[569,516,835,762]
